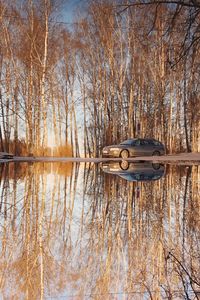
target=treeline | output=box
[0,0,77,156]
[0,0,199,157]
[75,1,200,156]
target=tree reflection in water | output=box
[0,162,199,299]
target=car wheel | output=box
[120,160,129,170]
[152,151,160,156]
[120,149,129,159]
[152,163,161,170]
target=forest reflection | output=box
[0,162,199,299]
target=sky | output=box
[61,0,88,24]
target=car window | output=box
[134,140,140,146]
[120,139,136,145]
[153,141,160,146]
[141,140,149,145]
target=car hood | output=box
[104,145,124,150]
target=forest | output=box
[0,0,199,157]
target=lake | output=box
[0,162,199,299]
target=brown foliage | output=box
[0,139,72,157]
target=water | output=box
[0,162,199,299]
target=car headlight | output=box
[103,148,109,153]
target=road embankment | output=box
[0,153,199,165]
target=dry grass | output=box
[51,144,73,157]
[0,139,72,157]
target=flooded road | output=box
[0,162,199,299]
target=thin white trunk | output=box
[41,0,49,150]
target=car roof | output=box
[121,138,160,143]
[121,138,138,142]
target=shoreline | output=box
[0,153,199,165]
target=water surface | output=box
[0,162,199,299]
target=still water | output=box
[0,162,199,300]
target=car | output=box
[101,161,165,182]
[102,138,165,158]
[0,152,14,159]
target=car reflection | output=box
[101,161,165,182]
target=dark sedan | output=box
[102,138,165,158]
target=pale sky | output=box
[61,0,88,24]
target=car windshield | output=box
[119,174,137,181]
[152,140,161,146]
[120,139,137,145]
